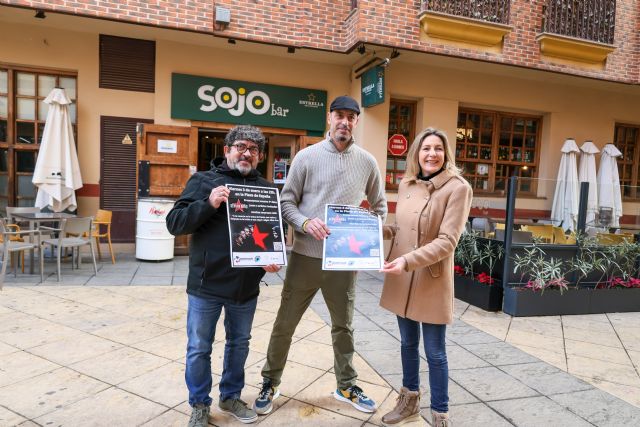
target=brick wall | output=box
[3,0,213,32]
[2,0,638,83]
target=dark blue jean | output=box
[397,315,448,413]
[185,294,257,406]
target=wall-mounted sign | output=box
[388,134,408,156]
[157,139,178,154]
[361,65,385,108]
[171,73,327,132]
[122,134,133,145]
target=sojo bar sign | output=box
[388,134,408,156]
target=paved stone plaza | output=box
[1,254,639,426]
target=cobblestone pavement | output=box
[1,255,639,426]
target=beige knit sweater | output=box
[281,137,387,258]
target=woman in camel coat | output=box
[379,128,472,427]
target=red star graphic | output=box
[252,223,269,250]
[348,234,365,255]
[331,214,343,224]
[233,199,244,212]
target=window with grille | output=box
[614,123,640,199]
[0,66,77,210]
[99,35,155,93]
[386,100,416,191]
[456,108,541,194]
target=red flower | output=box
[628,278,640,288]
[608,277,630,289]
[454,265,465,276]
[475,272,495,285]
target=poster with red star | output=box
[226,184,287,267]
[322,204,384,271]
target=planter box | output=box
[454,275,503,312]
[590,288,640,313]
[503,286,640,316]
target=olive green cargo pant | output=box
[261,251,358,389]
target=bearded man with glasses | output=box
[167,125,280,426]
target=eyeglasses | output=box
[231,143,260,156]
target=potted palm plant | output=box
[503,236,640,316]
[454,231,504,311]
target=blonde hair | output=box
[404,127,461,179]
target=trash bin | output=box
[136,198,175,261]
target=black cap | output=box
[329,96,361,114]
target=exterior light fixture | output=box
[357,44,366,54]
[228,38,236,44]
[287,46,295,54]
[35,9,46,19]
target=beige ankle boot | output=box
[431,410,451,427]
[381,386,420,426]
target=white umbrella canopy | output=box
[32,88,82,212]
[551,138,580,232]
[578,140,600,226]
[597,143,623,227]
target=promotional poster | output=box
[226,184,287,267]
[322,204,384,270]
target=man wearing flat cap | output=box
[255,96,387,414]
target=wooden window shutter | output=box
[99,35,155,92]
[100,116,150,211]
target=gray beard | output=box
[334,134,349,143]
[235,163,252,176]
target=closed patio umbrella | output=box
[551,138,580,232]
[597,144,623,228]
[32,88,82,212]
[578,140,600,226]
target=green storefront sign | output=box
[171,73,327,132]
[361,66,385,108]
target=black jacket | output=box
[166,162,274,303]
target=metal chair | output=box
[40,217,98,282]
[596,232,633,245]
[597,207,613,228]
[521,224,554,243]
[494,229,533,244]
[0,219,42,289]
[0,218,26,272]
[471,218,491,236]
[92,209,115,264]
[6,207,54,266]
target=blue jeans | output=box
[397,315,448,413]
[185,294,257,406]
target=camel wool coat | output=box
[380,170,472,324]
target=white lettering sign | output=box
[198,85,273,117]
[158,139,178,154]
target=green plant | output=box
[476,238,503,280]
[454,230,479,277]
[454,231,503,284]
[512,233,640,293]
[576,235,640,284]
[512,245,570,294]
[567,233,604,286]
